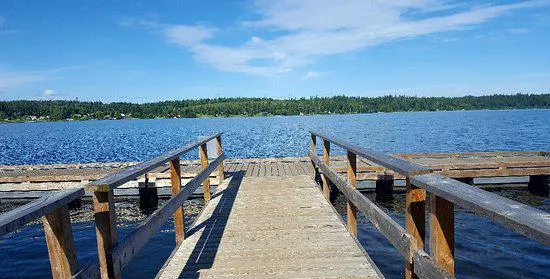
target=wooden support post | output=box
[375,174,394,201]
[93,190,120,279]
[347,151,357,237]
[42,205,79,279]
[405,178,426,279]
[199,143,211,203]
[170,158,185,244]
[215,136,224,184]
[310,134,318,181]
[322,140,331,200]
[528,175,550,197]
[429,194,455,275]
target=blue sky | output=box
[1,0,549,102]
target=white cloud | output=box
[43,89,56,97]
[0,73,48,89]
[509,28,530,34]
[165,25,215,47]
[302,71,327,80]
[143,0,550,76]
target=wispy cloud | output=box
[132,0,550,76]
[0,66,82,89]
[42,89,69,99]
[302,70,327,80]
[509,28,530,34]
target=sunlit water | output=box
[0,109,549,278]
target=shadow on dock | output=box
[179,171,243,278]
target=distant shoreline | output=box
[1,93,549,123]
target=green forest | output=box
[1,93,549,122]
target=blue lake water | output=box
[0,109,549,278]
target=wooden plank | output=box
[322,140,331,200]
[413,250,455,279]
[429,194,454,274]
[87,133,221,192]
[0,188,84,237]
[411,173,550,246]
[310,134,318,179]
[157,175,382,279]
[93,189,120,279]
[199,143,211,203]
[112,155,225,273]
[347,151,357,237]
[215,136,225,183]
[42,205,79,279]
[170,158,185,244]
[406,177,426,279]
[309,130,431,176]
[259,162,266,176]
[310,153,414,259]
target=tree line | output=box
[0,93,549,122]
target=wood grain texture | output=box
[0,188,83,237]
[87,133,221,192]
[406,178,426,279]
[215,136,224,183]
[429,194,455,274]
[111,155,225,273]
[310,152,414,260]
[93,190,120,279]
[199,143,211,203]
[412,173,550,245]
[157,175,382,279]
[42,205,79,279]
[322,140,331,200]
[170,158,185,244]
[346,151,357,237]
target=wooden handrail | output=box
[309,130,430,176]
[87,133,221,192]
[0,188,83,236]
[309,131,550,279]
[411,173,550,245]
[0,188,84,278]
[111,154,225,273]
[88,133,224,278]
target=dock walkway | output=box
[157,174,381,279]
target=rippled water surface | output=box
[0,109,549,278]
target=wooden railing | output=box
[309,130,550,279]
[0,188,85,278]
[76,133,225,279]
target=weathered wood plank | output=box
[406,177,426,279]
[42,205,79,279]
[429,194,455,274]
[199,143,212,203]
[347,151,357,237]
[0,188,84,237]
[87,133,221,192]
[411,173,550,245]
[170,158,185,244]
[322,140,331,200]
[309,130,431,176]
[93,189,120,279]
[413,250,455,279]
[112,155,225,273]
[310,153,414,260]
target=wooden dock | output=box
[0,132,549,279]
[157,174,381,278]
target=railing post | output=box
[199,143,211,203]
[322,140,331,200]
[93,190,120,279]
[215,136,224,184]
[347,151,357,237]
[310,134,318,180]
[42,205,79,279]
[429,194,455,275]
[170,158,185,244]
[405,178,426,279]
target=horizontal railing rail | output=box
[87,133,221,192]
[308,130,550,279]
[0,188,85,278]
[84,133,225,279]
